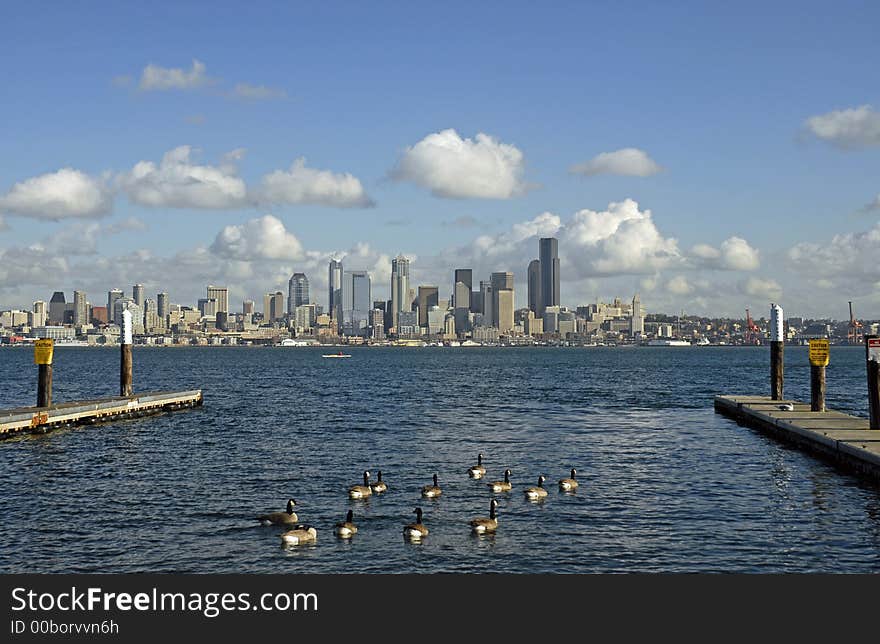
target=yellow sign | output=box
[34,339,54,365]
[809,338,829,367]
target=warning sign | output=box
[809,338,830,367]
[869,337,880,363]
[34,339,54,365]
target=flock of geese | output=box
[255,453,579,546]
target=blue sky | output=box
[1,1,879,318]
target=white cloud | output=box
[119,146,248,209]
[666,275,694,295]
[570,148,662,177]
[257,158,374,208]
[0,168,113,220]
[804,105,880,148]
[787,222,880,289]
[233,83,287,100]
[210,215,304,261]
[139,59,211,91]
[741,276,783,299]
[393,129,528,199]
[0,215,7,231]
[690,236,760,271]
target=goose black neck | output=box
[377,471,383,482]
[432,474,438,487]
[477,454,482,465]
[346,510,353,522]
[571,468,577,479]
[490,503,496,520]
[504,470,510,483]
[415,508,422,522]
[287,501,295,514]
[363,472,369,485]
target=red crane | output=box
[744,308,760,345]
[848,301,863,344]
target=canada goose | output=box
[348,471,373,499]
[778,403,795,411]
[469,499,499,534]
[280,524,317,545]
[334,510,358,538]
[256,498,298,525]
[524,475,548,500]
[421,473,442,498]
[370,470,388,494]
[488,469,512,492]
[467,453,487,479]
[403,507,429,541]
[559,468,579,491]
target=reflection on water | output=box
[0,345,879,573]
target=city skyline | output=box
[1,4,879,318]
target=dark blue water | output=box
[1,346,879,573]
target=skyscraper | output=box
[630,293,644,337]
[144,298,159,332]
[107,289,123,319]
[343,270,371,336]
[132,284,145,307]
[263,291,284,323]
[453,268,473,310]
[391,255,410,330]
[48,291,66,324]
[527,259,541,314]
[206,285,229,314]
[490,272,514,329]
[288,273,309,313]
[328,259,343,329]
[73,290,88,326]
[157,292,169,324]
[479,280,493,327]
[538,237,559,315]
[242,300,255,316]
[453,281,471,334]
[417,286,439,328]
[32,301,47,328]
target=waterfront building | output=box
[329,259,343,330]
[343,270,371,336]
[144,298,160,332]
[543,305,560,334]
[473,326,500,343]
[48,291,66,324]
[91,306,108,325]
[397,310,419,337]
[630,293,645,337]
[370,308,385,339]
[206,285,229,314]
[391,255,410,331]
[294,303,318,332]
[242,300,255,315]
[198,298,218,317]
[132,284,145,307]
[417,286,439,327]
[524,311,543,336]
[73,290,88,326]
[288,273,309,314]
[528,259,541,314]
[559,310,576,337]
[427,305,446,335]
[32,300,47,328]
[0,310,29,327]
[157,292,169,322]
[538,237,560,315]
[496,288,514,333]
[31,325,76,340]
[443,313,456,339]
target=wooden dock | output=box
[714,395,880,479]
[0,390,203,439]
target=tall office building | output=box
[453,281,471,334]
[263,291,284,322]
[107,289,123,319]
[114,297,144,334]
[527,259,541,314]
[417,286,439,328]
[490,272,514,329]
[132,284,145,307]
[198,298,218,317]
[206,285,229,314]
[48,291,66,324]
[453,269,473,311]
[328,259,343,329]
[32,301,47,328]
[479,280,493,327]
[343,270,371,336]
[538,237,560,315]
[157,292,169,322]
[288,273,309,313]
[73,290,88,326]
[391,255,410,330]
[242,300,255,316]
[630,293,644,337]
[144,298,159,332]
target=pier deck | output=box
[714,395,880,479]
[0,390,203,439]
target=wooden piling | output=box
[867,335,880,430]
[37,364,52,408]
[810,365,826,412]
[770,304,784,401]
[120,309,133,397]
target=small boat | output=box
[322,351,352,358]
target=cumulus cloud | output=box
[0,168,113,220]
[210,215,304,261]
[570,148,662,177]
[392,129,528,199]
[232,83,287,100]
[257,158,374,208]
[787,222,880,288]
[804,105,880,148]
[119,146,248,209]
[741,276,783,299]
[690,236,760,271]
[666,275,694,295]
[34,217,147,256]
[139,59,211,91]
